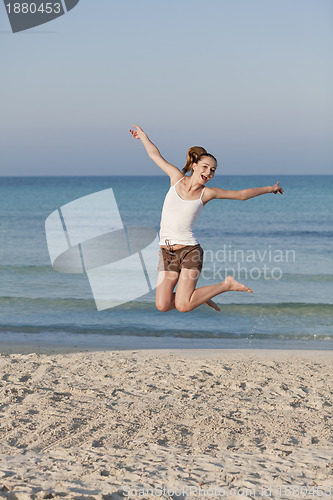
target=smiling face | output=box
[192,156,217,184]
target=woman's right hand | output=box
[129,124,147,140]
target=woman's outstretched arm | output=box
[206,182,284,201]
[129,125,183,183]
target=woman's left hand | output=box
[129,124,147,140]
[272,182,284,194]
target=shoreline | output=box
[0,338,332,356]
[1,341,333,359]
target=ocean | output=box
[1,175,332,350]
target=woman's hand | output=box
[272,182,284,194]
[129,124,147,140]
[129,123,183,182]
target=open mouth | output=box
[201,174,208,182]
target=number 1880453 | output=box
[6,3,62,14]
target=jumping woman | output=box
[129,125,284,313]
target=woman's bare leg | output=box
[205,299,221,312]
[156,270,220,312]
[175,270,252,312]
[155,270,180,311]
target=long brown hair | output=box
[182,146,217,175]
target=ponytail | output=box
[182,146,207,175]
[182,147,218,175]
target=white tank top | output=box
[159,177,205,246]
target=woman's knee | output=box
[175,300,192,313]
[155,298,172,312]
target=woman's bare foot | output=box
[223,276,253,293]
[205,299,221,312]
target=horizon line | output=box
[1,173,332,178]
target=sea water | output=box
[1,175,332,349]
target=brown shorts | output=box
[157,244,204,274]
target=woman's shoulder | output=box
[202,186,216,205]
[170,172,185,187]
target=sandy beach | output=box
[0,348,332,499]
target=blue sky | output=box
[1,0,332,175]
